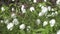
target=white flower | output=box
[11,13,16,18]
[39,4,42,7]
[12,0,15,1]
[51,8,55,11]
[19,24,25,30]
[44,0,47,2]
[21,5,26,13]
[48,6,51,11]
[30,7,35,12]
[39,12,44,16]
[49,19,56,27]
[51,12,55,17]
[41,6,48,13]
[27,26,31,31]
[57,30,60,34]
[36,19,41,25]
[43,21,48,26]
[39,6,48,16]
[55,11,58,15]
[56,0,60,5]
[0,20,4,23]
[12,7,15,11]
[5,19,9,24]
[7,23,14,31]
[12,18,19,25]
[1,7,5,11]
[33,0,37,3]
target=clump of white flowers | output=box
[57,30,60,34]
[49,19,56,27]
[12,18,19,25]
[7,23,14,31]
[39,6,48,16]
[11,13,16,18]
[19,24,25,30]
[21,5,26,13]
[43,21,48,26]
[1,7,5,12]
[33,0,37,3]
[30,6,35,12]
[36,19,41,25]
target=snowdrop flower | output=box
[5,19,9,24]
[12,18,19,25]
[12,0,15,1]
[56,0,60,5]
[12,7,15,11]
[44,0,47,2]
[19,24,25,30]
[49,19,56,27]
[7,23,14,31]
[21,5,26,13]
[33,0,37,3]
[11,13,16,18]
[36,19,41,25]
[1,7,5,12]
[48,6,51,11]
[43,21,48,26]
[0,20,4,23]
[57,30,60,34]
[30,7,35,12]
